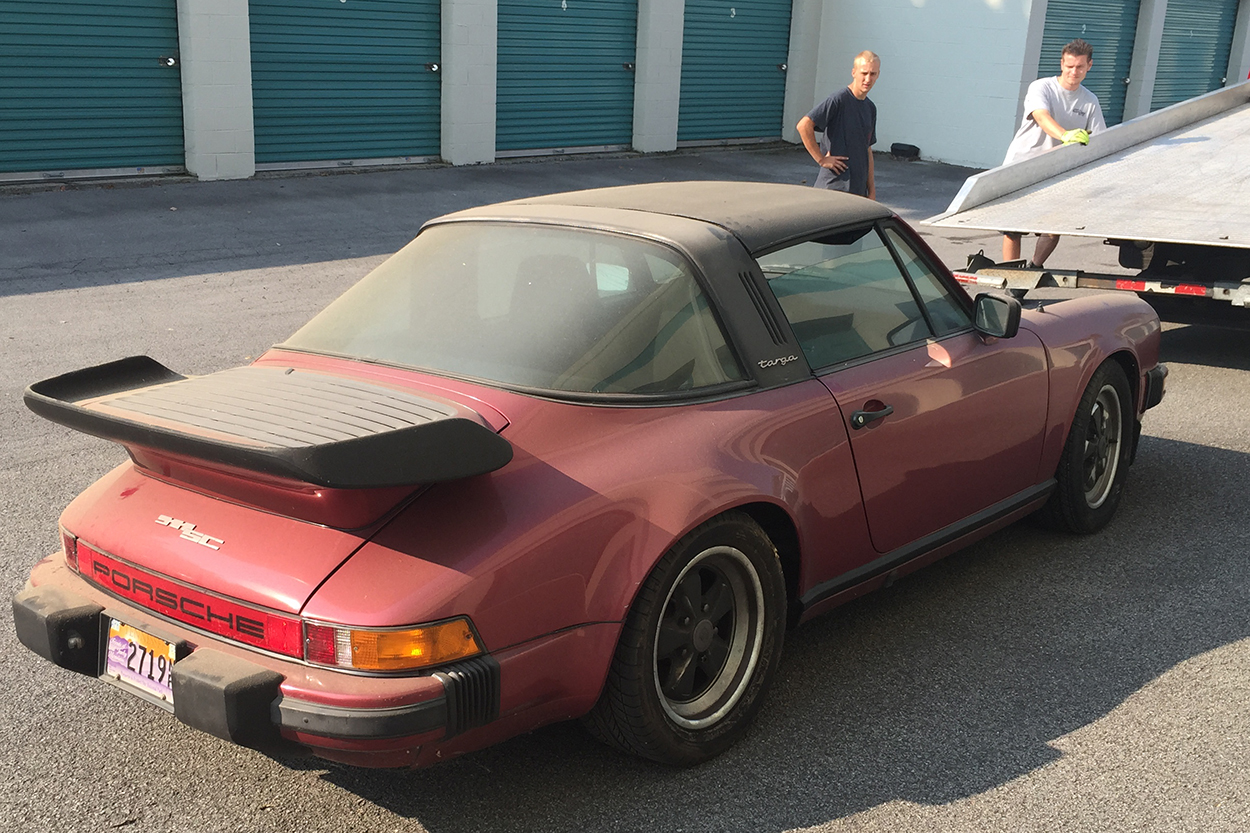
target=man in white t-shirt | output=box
[1001,38,1107,266]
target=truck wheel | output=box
[1042,360,1133,534]
[583,513,786,766]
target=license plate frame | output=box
[103,618,180,710]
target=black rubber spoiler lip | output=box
[24,356,514,489]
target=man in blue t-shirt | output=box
[797,51,880,199]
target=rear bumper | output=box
[13,567,499,766]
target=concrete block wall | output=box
[441,0,497,165]
[176,0,255,180]
[632,0,685,153]
[1232,0,1250,83]
[782,0,823,145]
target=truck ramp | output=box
[926,81,1250,249]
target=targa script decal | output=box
[757,355,800,369]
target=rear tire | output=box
[583,512,786,766]
[1041,360,1133,533]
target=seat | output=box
[509,254,602,376]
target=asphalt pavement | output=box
[2,146,1248,833]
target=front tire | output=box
[584,512,786,766]
[1042,360,1133,533]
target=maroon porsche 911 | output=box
[15,182,1166,769]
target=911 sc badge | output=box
[155,514,224,550]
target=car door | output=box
[758,222,1050,555]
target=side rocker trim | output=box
[799,480,1056,610]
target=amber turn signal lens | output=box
[351,620,481,671]
[305,618,484,672]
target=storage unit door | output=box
[250,0,440,166]
[1036,0,1142,125]
[677,0,792,142]
[0,0,184,178]
[1151,0,1241,110]
[496,0,637,153]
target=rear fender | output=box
[307,381,869,656]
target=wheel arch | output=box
[602,499,804,637]
[731,502,803,630]
[1107,348,1141,413]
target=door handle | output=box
[850,404,893,429]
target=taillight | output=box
[61,528,79,571]
[303,618,484,672]
[63,536,484,673]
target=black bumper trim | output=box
[434,655,501,738]
[1144,364,1168,410]
[172,649,285,749]
[275,695,448,741]
[12,585,103,676]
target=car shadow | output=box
[1160,322,1250,371]
[305,434,1250,832]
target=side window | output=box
[883,227,971,336]
[757,226,930,369]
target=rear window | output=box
[282,222,745,395]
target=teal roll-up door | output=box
[250,0,440,165]
[1150,0,1241,110]
[0,0,184,177]
[497,0,637,153]
[1036,0,1142,125]
[677,0,792,142]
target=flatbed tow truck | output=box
[925,80,1250,322]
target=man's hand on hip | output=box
[820,155,850,174]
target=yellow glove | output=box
[1061,128,1090,146]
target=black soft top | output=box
[440,181,894,254]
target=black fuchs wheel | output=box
[583,512,786,765]
[1042,360,1134,534]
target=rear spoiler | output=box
[25,357,514,489]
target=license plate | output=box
[105,619,177,705]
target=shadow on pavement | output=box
[1161,322,1250,371]
[310,435,1249,832]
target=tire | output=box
[1041,360,1133,534]
[583,512,786,766]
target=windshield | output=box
[282,222,746,395]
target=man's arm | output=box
[1030,108,1068,141]
[797,115,848,174]
[866,145,875,200]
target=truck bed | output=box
[925,81,1250,250]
